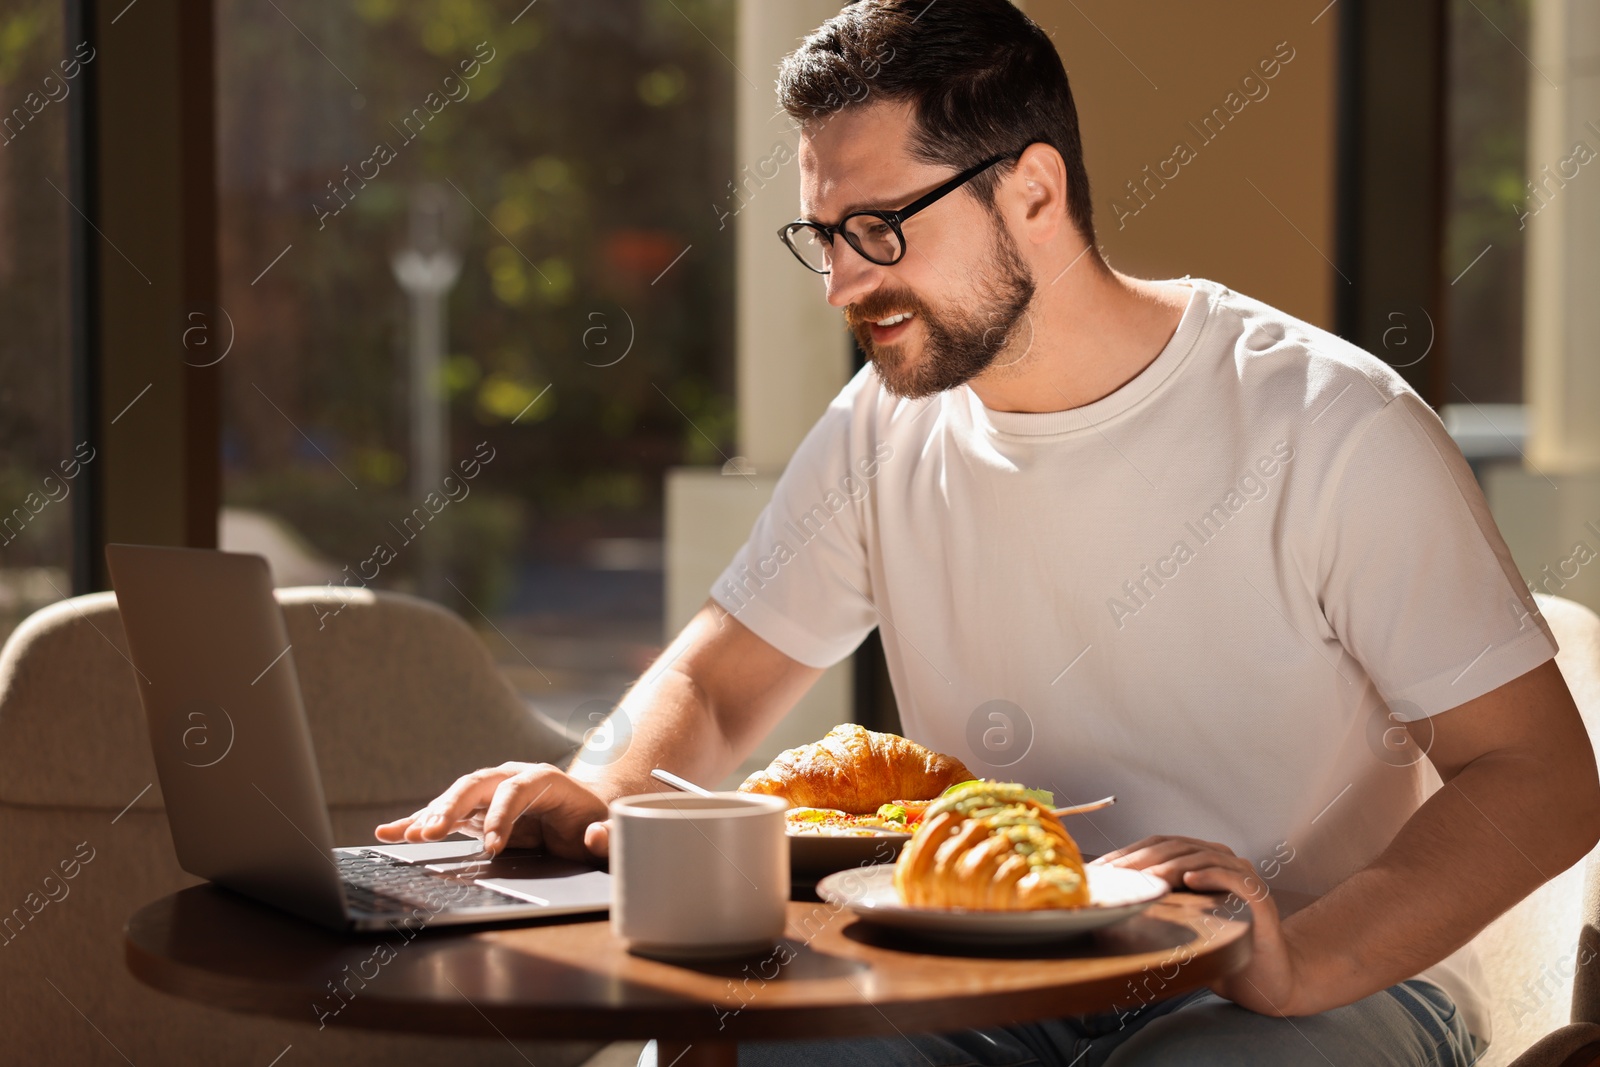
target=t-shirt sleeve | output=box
[708,395,882,669]
[1315,392,1556,720]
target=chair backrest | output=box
[1473,595,1600,1066]
[0,585,575,812]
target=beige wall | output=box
[1026,1,1340,329]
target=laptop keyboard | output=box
[337,851,527,915]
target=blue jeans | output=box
[639,979,1483,1066]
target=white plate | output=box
[816,864,1168,943]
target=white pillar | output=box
[1486,0,1600,616]
[732,1,854,467]
[666,0,855,785]
[1524,0,1600,473]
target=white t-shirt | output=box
[710,277,1557,1041]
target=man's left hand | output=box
[1091,835,1307,1016]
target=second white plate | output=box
[816,863,1168,943]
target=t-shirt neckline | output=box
[965,276,1219,438]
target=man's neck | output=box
[964,255,1192,415]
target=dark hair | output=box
[777,0,1095,243]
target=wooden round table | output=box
[126,884,1252,1066]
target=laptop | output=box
[105,543,612,931]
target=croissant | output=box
[738,724,973,813]
[894,782,1090,910]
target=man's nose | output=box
[824,241,883,308]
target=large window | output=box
[1443,0,1530,406]
[0,0,77,645]
[216,1,735,732]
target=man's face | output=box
[797,101,1036,400]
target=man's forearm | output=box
[568,658,744,804]
[1281,749,1600,1014]
[564,601,823,806]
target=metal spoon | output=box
[650,767,718,798]
[1052,795,1116,818]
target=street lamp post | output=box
[391,184,461,601]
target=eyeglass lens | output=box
[789,216,905,272]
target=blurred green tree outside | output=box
[217,0,736,622]
[1444,0,1531,403]
[0,0,73,639]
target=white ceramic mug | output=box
[610,791,789,959]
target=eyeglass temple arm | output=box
[776,148,1022,240]
[891,150,1019,223]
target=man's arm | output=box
[1100,658,1600,1015]
[570,599,826,802]
[1283,658,1600,1011]
[374,599,823,859]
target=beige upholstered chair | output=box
[1474,595,1600,1067]
[0,587,603,1066]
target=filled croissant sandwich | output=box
[893,781,1091,910]
[739,724,974,834]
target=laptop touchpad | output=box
[472,854,611,909]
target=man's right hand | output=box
[374,762,610,860]
[374,602,823,862]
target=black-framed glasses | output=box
[777,151,1020,275]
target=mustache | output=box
[843,289,926,331]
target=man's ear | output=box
[1011,142,1069,243]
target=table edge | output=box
[124,890,1254,1042]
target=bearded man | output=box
[380,3,1600,1063]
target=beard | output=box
[844,220,1036,400]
